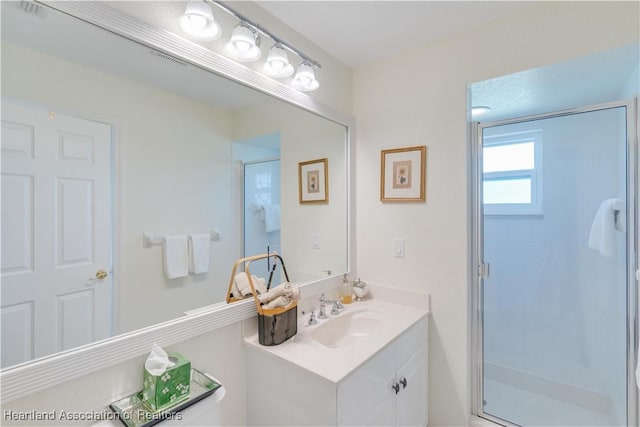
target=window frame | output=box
[482,130,543,216]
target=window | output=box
[482,130,542,215]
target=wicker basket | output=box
[226,253,297,346]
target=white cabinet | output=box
[247,317,428,427]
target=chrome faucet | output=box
[330,302,341,315]
[319,293,343,314]
[318,302,328,319]
[307,311,318,326]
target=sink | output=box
[310,309,385,348]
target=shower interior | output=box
[478,106,630,426]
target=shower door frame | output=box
[470,98,639,426]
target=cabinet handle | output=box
[400,377,407,389]
[392,382,400,395]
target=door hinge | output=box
[478,263,490,279]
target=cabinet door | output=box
[338,342,397,426]
[339,375,396,426]
[396,344,427,426]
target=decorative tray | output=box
[109,368,222,427]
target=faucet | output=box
[307,311,318,326]
[330,302,341,315]
[319,293,343,314]
[318,302,328,319]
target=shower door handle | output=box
[478,263,490,279]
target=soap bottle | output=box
[340,274,353,304]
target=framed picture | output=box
[380,145,427,202]
[299,158,328,203]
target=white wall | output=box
[353,2,639,426]
[1,42,237,334]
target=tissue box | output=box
[142,353,191,412]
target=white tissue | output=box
[144,343,175,376]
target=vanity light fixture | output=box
[291,61,320,92]
[181,0,322,91]
[263,44,294,78]
[225,23,262,62]
[179,0,221,41]
[471,106,491,117]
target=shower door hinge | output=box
[478,263,490,279]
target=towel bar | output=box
[143,230,221,248]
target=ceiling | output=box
[258,0,638,121]
[256,1,534,69]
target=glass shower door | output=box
[243,159,281,281]
[479,104,631,426]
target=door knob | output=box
[392,382,400,395]
[95,269,108,280]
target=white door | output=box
[1,101,112,367]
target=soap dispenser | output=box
[340,274,353,304]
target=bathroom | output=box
[0,1,638,426]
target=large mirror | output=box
[1,1,348,369]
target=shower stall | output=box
[243,158,281,281]
[471,100,637,426]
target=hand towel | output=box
[188,233,210,274]
[163,235,189,279]
[588,198,622,257]
[261,204,281,233]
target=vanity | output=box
[244,296,429,426]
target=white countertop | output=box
[243,298,428,383]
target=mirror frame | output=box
[0,0,355,403]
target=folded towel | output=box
[588,198,623,257]
[234,273,267,297]
[163,235,189,279]
[188,233,210,274]
[263,295,291,309]
[261,204,281,233]
[258,282,301,304]
[290,284,301,300]
[258,283,291,304]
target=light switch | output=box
[312,233,320,249]
[394,239,405,258]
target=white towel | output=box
[188,234,210,274]
[261,204,281,233]
[263,295,291,309]
[588,198,623,257]
[258,282,292,304]
[163,235,189,279]
[234,273,267,296]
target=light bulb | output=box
[271,59,284,72]
[185,14,206,31]
[263,45,294,78]
[235,40,251,53]
[225,24,262,62]
[179,0,221,40]
[291,62,319,91]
